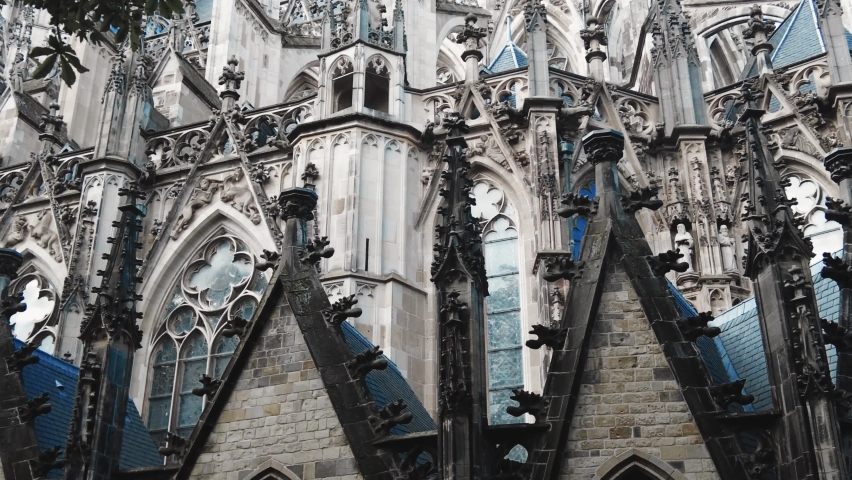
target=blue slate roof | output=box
[194,0,213,23]
[339,322,435,434]
[743,0,852,78]
[711,252,841,411]
[488,42,528,74]
[14,340,163,475]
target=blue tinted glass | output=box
[147,398,171,430]
[484,240,518,275]
[487,311,522,349]
[489,349,523,389]
[189,242,252,308]
[487,275,520,313]
[177,393,203,428]
[490,388,525,425]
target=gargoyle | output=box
[821,319,852,351]
[347,346,388,378]
[710,379,755,409]
[647,250,689,276]
[825,197,852,227]
[255,249,280,271]
[191,374,222,398]
[19,392,51,421]
[1,291,25,318]
[555,193,597,218]
[323,295,362,325]
[158,432,188,457]
[676,312,720,342]
[7,340,39,372]
[525,325,567,349]
[505,389,549,423]
[221,315,249,338]
[299,236,335,266]
[30,446,64,478]
[620,186,664,214]
[542,256,584,283]
[368,399,414,435]
[821,253,852,289]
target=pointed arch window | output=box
[331,57,354,113]
[145,234,268,445]
[365,56,390,113]
[471,180,524,424]
[8,269,57,353]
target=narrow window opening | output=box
[365,238,370,272]
[364,57,390,113]
[331,57,354,113]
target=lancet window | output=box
[145,234,268,443]
[331,56,354,113]
[571,182,596,261]
[365,56,390,113]
[471,180,524,424]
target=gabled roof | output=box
[339,322,435,434]
[710,251,841,411]
[743,0,852,78]
[15,340,162,474]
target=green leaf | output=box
[59,56,77,86]
[64,53,89,73]
[29,46,55,58]
[32,54,58,79]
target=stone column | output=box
[218,56,245,112]
[742,5,775,76]
[0,248,44,480]
[580,16,607,82]
[455,14,487,85]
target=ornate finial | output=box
[455,14,488,56]
[218,55,245,104]
[582,129,624,165]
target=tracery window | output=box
[8,270,57,353]
[365,56,390,113]
[331,57,354,113]
[546,42,570,71]
[784,174,842,255]
[145,234,267,443]
[471,180,524,424]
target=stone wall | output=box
[188,300,361,480]
[558,259,720,480]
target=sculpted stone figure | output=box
[718,224,737,273]
[30,210,61,261]
[221,169,261,224]
[674,223,694,273]
[3,216,28,247]
[172,178,221,239]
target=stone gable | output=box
[189,301,361,480]
[559,259,720,480]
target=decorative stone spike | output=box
[505,389,549,423]
[157,432,188,457]
[676,312,721,342]
[620,186,664,214]
[255,249,280,271]
[222,315,249,338]
[346,346,388,378]
[299,236,335,267]
[368,399,414,435]
[555,193,598,218]
[525,325,567,349]
[6,340,39,372]
[709,379,755,409]
[647,250,689,276]
[323,295,363,325]
[191,374,222,398]
[30,446,64,478]
[542,256,584,283]
[821,319,852,351]
[19,392,51,422]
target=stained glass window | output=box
[572,183,596,261]
[145,233,266,442]
[472,180,525,424]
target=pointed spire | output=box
[506,13,513,42]
[579,15,607,80]
[735,78,848,477]
[393,0,405,52]
[816,0,852,86]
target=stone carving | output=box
[473,135,509,170]
[505,389,549,422]
[221,169,261,225]
[821,253,852,288]
[157,432,188,457]
[556,192,598,218]
[346,346,388,378]
[779,126,819,155]
[323,295,362,325]
[542,256,584,282]
[191,374,222,398]
[674,223,694,273]
[647,250,689,276]
[621,186,664,214]
[676,312,721,342]
[19,392,51,421]
[710,379,755,409]
[299,236,334,267]
[255,249,280,271]
[368,399,413,434]
[825,197,852,226]
[222,315,249,338]
[3,216,28,247]
[6,339,39,372]
[30,210,61,261]
[171,177,221,239]
[525,324,567,349]
[718,225,737,272]
[30,446,64,478]
[820,319,852,351]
